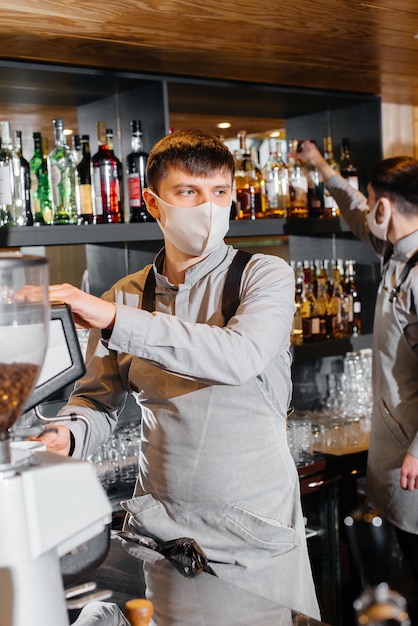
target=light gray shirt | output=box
[56,242,320,617]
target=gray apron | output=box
[367,265,418,534]
[120,258,320,618]
[122,358,320,618]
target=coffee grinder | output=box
[0,253,112,626]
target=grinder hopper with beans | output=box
[0,253,112,626]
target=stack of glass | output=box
[90,421,141,489]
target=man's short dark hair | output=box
[369,156,418,215]
[146,129,235,193]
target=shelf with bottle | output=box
[290,258,365,351]
[0,116,156,230]
[0,215,354,248]
[231,132,360,223]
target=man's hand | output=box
[48,284,116,330]
[30,424,73,456]
[290,140,337,182]
[400,452,418,490]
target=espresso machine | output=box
[0,253,112,626]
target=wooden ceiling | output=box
[0,0,417,136]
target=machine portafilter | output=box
[344,505,411,626]
[0,253,112,626]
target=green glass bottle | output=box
[47,119,78,225]
[30,132,52,225]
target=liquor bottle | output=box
[92,122,123,224]
[300,266,321,342]
[345,259,361,335]
[127,120,154,223]
[322,136,340,217]
[0,121,15,226]
[307,159,325,218]
[47,119,78,224]
[290,260,303,346]
[286,139,308,218]
[340,138,359,190]
[262,139,288,218]
[75,135,93,224]
[328,262,349,338]
[234,130,265,220]
[29,132,52,225]
[13,130,33,226]
[72,134,82,166]
[106,127,124,217]
[316,272,331,339]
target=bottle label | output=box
[92,169,104,215]
[79,184,93,213]
[128,173,141,207]
[0,165,13,205]
[50,164,61,206]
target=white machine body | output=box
[0,449,112,626]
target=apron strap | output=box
[221,249,253,323]
[141,249,253,323]
[388,248,418,302]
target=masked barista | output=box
[296,140,418,582]
[35,130,320,619]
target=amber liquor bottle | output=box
[234,130,265,220]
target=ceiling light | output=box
[217,122,231,129]
[63,128,73,136]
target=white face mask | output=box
[148,191,231,256]
[366,199,391,241]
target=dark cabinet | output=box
[299,451,368,626]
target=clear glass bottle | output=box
[126,120,154,223]
[76,134,93,224]
[29,132,52,225]
[323,136,340,217]
[262,138,288,218]
[340,138,359,190]
[287,139,308,218]
[0,121,15,227]
[47,119,78,224]
[13,130,32,226]
[345,259,362,336]
[234,130,266,220]
[92,122,123,224]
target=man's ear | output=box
[143,189,160,220]
[377,197,392,223]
